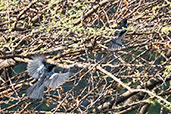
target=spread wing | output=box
[44,72,71,88]
[27,56,46,79]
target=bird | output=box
[26,56,71,99]
[109,18,127,50]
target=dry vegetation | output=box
[0,0,171,113]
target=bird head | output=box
[46,64,56,72]
[120,18,127,28]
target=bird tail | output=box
[26,81,44,99]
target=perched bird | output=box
[109,18,127,50]
[26,56,71,99]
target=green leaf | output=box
[152,5,159,15]
[161,26,171,35]
[45,111,52,114]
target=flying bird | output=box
[109,18,127,50]
[26,56,71,99]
